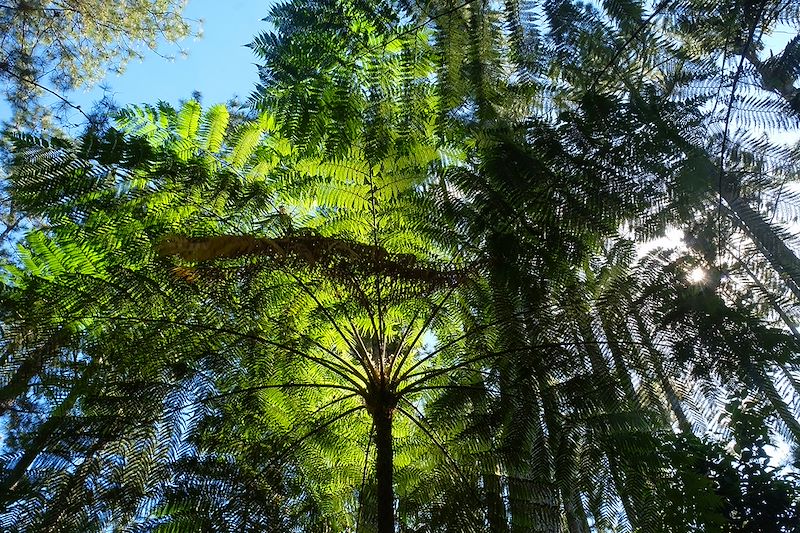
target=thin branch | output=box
[0,61,90,122]
[716,5,766,260]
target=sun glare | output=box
[687,266,706,284]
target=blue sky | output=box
[2,0,273,124]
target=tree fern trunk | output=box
[563,488,590,533]
[721,180,800,301]
[0,331,64,417]
[598,316,639,407]
[373,406,394,533]
[484,472,509,533]
[748,364,800,442]
[576,322,646,527]
[734,252,800,400]
[632,314,692,433]
[0,360,97,499]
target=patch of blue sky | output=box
[0,0,274,126]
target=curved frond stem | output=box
[127,268,182,307]
[394,307,534,384]
[171,382,364,415]
[402,339,664,390]
[285,270,376,386]
[364,0,476,58]
[332,271,379,330]
[408,363,493,397]
[729,245,800,338]
[0,357,100,497]
[264,404,364,470]
[395,401,467,484]
[257,311,372,387]
[367,169,387,381]
[80,315,368,393]
[388,244,468,383]
[399,383,500,399]
[389,284,458,384]
[331,283,381,382]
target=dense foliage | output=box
[1,0,800,531]
[0,0,197,128]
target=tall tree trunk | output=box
[484,472,509,533]
[1,359,98,499]
[534,353,589,533]
[598,315,639,406]
[632,314,693,433]
[0,330,65,417]
[721,182,800,301]
[373,406,394,533]
[577,320,652,528]
[748,363,800,443]
[563,487,590,533]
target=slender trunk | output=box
[748,364,800,442]
[526,310,573,533]
[484,473,508,533]
[373,406,394,533]
[734,251,800,399]
[721,183,800,301]
[538,370,588,533]
[577,321,644,527]
[632,314,692,433]
[1,359,98,499]
[0,331,64,417]
[563,487,590,533]
[599,316,639,406]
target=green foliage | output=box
[0,1,198,129]
[657,401,800,532]
[2,0,800,531]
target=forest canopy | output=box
[1,0,800,532]
[0,0,197,129]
